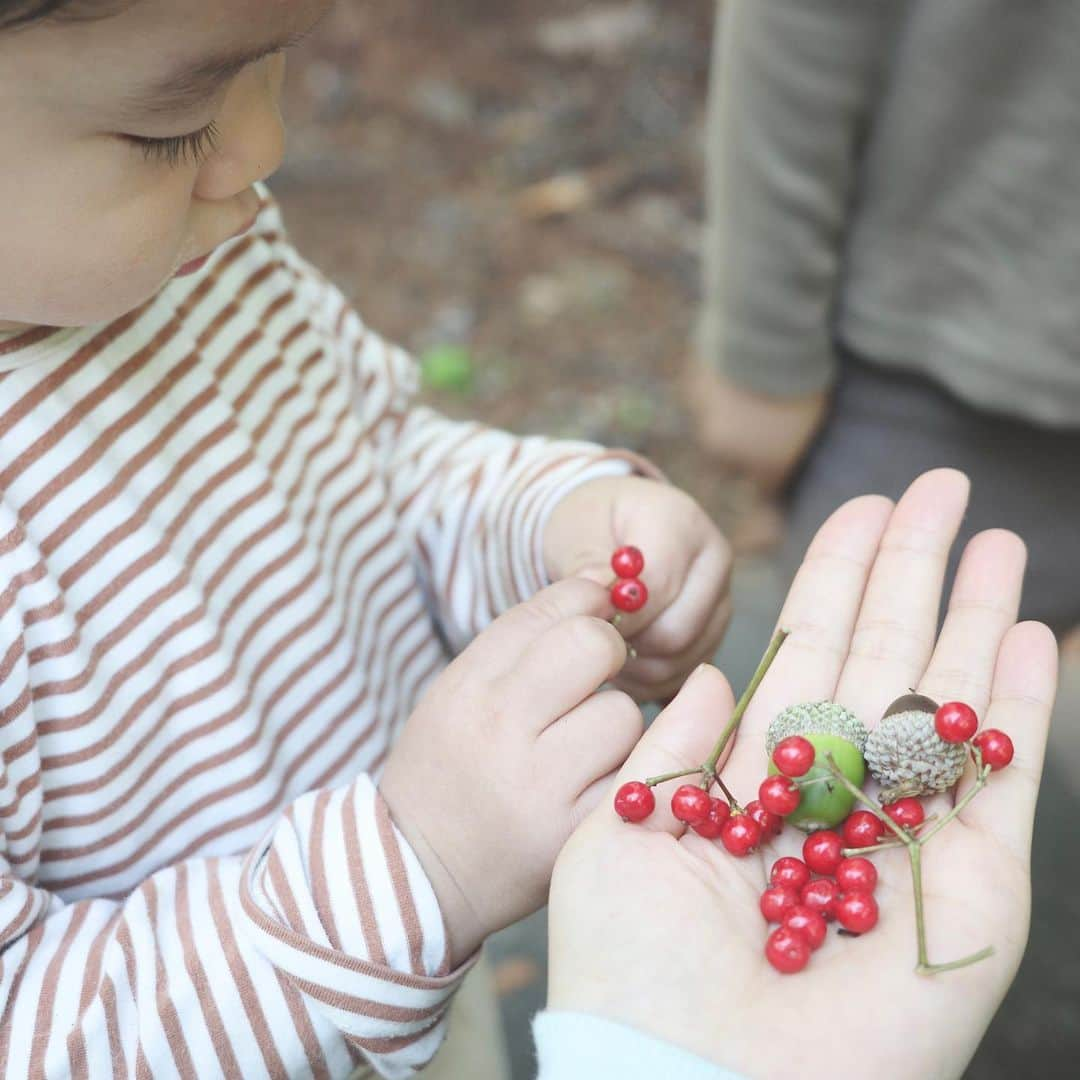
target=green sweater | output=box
[699,0,1080,428]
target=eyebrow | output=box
[129,27,313,116]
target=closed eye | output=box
[125,120,221,168]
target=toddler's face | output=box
[0,0,333,332]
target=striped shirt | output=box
[0,190,632,1078]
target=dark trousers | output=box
[780,353,1080,634]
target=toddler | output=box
[0,1,731,1077]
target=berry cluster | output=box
[933,700,1014,769]
[761,844,881,973]
[610,545,648,614]
[757,736,884,971]
[612,663,1018,978]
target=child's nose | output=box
[194,57,286,202]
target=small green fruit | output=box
[768,734,866,830]
[420,345,474,393]
[766,702,869,831]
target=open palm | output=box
[548,470,1058,1079]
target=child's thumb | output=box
[604,664,736,836]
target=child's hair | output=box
[0,0,119,29]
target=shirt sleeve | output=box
[533,1012,746,1080]
[0,603,469,1079]
[696,0,900,396]
[349,328,658,653]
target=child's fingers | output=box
[629,536,731,660]
[917,529,1027,717]
[464,576,613,675]
[541,690,645,797]
[619,597,733,701]
[498,614,629,732]
[594,664,736,836]
[955,621,1058,861]
[833,469,970,725]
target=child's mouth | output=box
[174,253,210,277]
[174,216,259,278]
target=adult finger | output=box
[589,664,736,836]
[834,469,970,724]
[918,529,1027,717]
[722,493,894,787]
[956,621,1058,861]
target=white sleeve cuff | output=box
[533,1011,745,1080]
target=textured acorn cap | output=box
[865,709,967,803]
[766,701,868,756]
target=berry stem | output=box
[909,841,930,969]
[842,815,937,857]
[713,773,742,811]
[822,752,995,976]
[917,947,996,976]
[703,629,788,777]
[914,759,992,846]
[643,766,704,787]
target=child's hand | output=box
[379,577,643,966]
[543,475,732,701]
[683,362,829,492]
[547,471,1057,1078]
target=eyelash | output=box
[128,120,221,168]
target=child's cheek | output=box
[37,189,192,329]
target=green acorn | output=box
[766,702,869,831]
[865,694,967,803]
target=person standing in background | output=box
[683,2,1080,1072]
[685,0,1080,638]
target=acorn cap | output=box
[864,709,967,803]
[766,701,869,756]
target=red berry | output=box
[613,781,655,823]
[765,926,811,974]
[883,797,925,829]
[691,797,731,839]
[671,784,711,826]
[800,878,840,921]
[842,810,886,849]
[973,728,1014,770]
[835,857,878,894]
[760,885,800,923]
[610,546,645,579]
[802,830,843,876]
[782,904,827,950]
[935,701,979,744]
[835,891,879,934]
[772,735,816,778]
[720,814,762,856]
[746,800,783,839]
[611,577,648,613]
[770,856,811,893]
[759,775,801,816]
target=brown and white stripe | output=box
[0,188,632,1078]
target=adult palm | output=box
[548,470,1058,1079]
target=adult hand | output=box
[548,470,1057,1078]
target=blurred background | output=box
[276,2,1079,1076]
